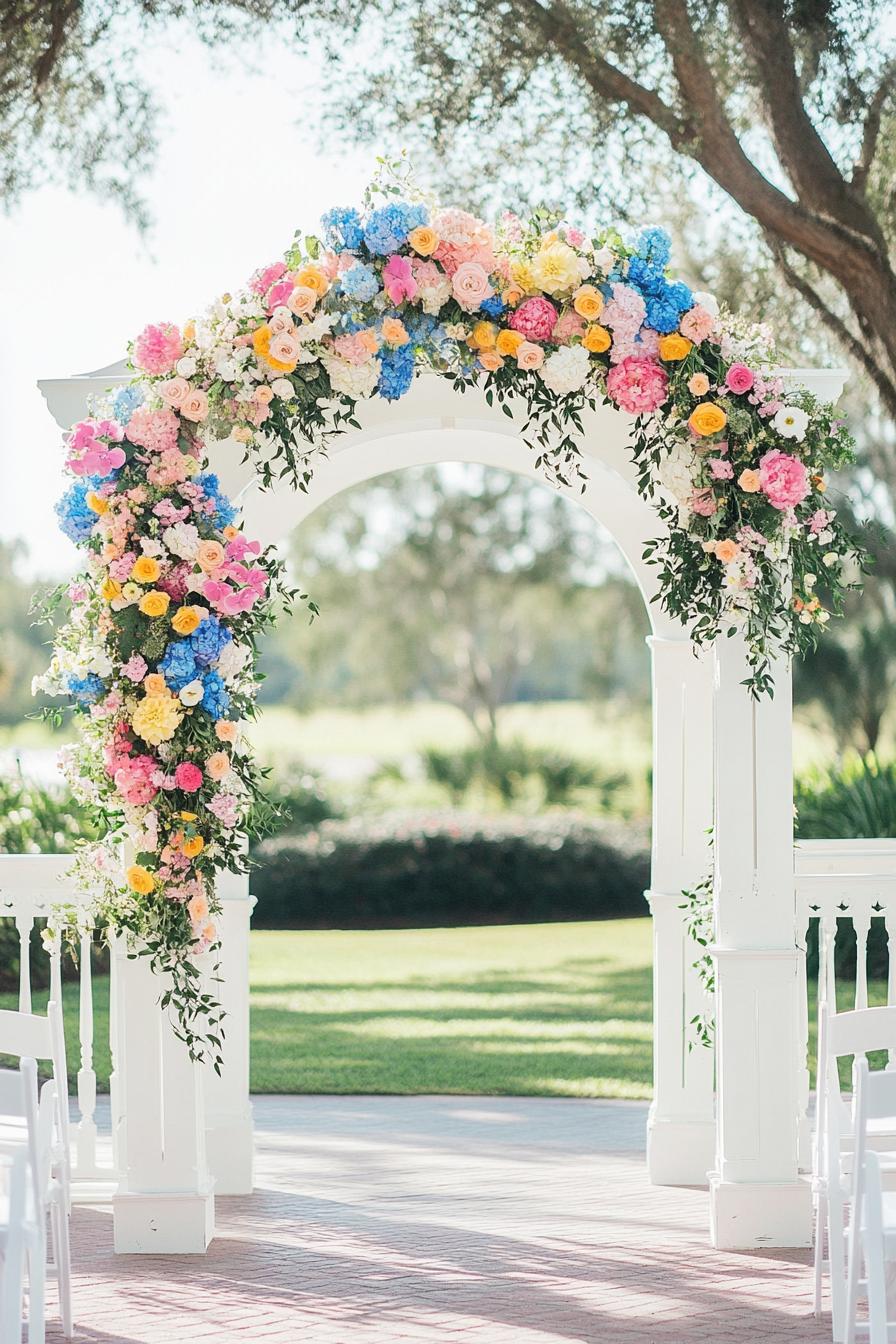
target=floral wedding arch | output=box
[37,174,862,1061]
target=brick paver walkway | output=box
[50,1096,830,1344]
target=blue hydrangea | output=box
[111,384,144,426]
[377,344,416,401]
[363,202,428,255]
[55,479,101,544]
[320,207,364,252]
[67,673,104,704]
[636,226,672,268]
[402,311,437,344]
[645,295,684,334]
[194,472,237,529]
[159,641,200,691]
[479,295,505,318]
[626,257,666,297]
[189,614,232,668]
[339,264,380,303]
[200,670,230,718]
[665,280,693,313]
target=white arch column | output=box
[709,636,811,1247]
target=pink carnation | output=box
[725,362,755,395]
[758,449,810,510]
[126,406,180,454]
[679,306,715,344]
[509,297,559,343]
[174,762,204,793]
[606,356,669,415]
[133,323,183,376]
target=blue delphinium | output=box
[363,202,428,255]
[645,280,693,333]
[111,384,144,427]
[67,673,104,704]
[200,670,230,717]
[480,294,505,318]
[194,472,237,529]
[636,226,672,268]
[339,263,380,303]
[377,344,415,401]
[159,641,200,691]
[55,479,101,544]
[320,207,364,253]
[189,614,232,668]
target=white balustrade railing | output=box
[0,853,114,1190]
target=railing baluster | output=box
[15,905,33,1013]
[854,909,871,1012]
[821,910,838,1014]
[796,906,812,1171]
[886,908,896,1070]
[76,930,99,1177]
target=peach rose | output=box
[408,226,439,256]
[143,673,167,696]
[293,265,328,297]
[181,389,209,422]
[254,385,274,405]
[287,285,317,317]
[451,262,493,313]
[206,751,231,781]
[688,373,710,397]
[479,351,504,371]
[738,469,761,493]
[714,539,740,564]
[381,317,409,347]
[187,892,209,925]
[215,720,238,743]
[159,376,190,408]
[516,341,544,370]
[197,540,226,572]
[269,330,301,367]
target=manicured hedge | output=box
[250,811,650,928]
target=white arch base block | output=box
[709,1178,812,1249]
[113,1191,215,1256]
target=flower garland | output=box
[38,172,862,1062]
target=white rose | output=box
[271,378,294,400]
[179,680,204,707]
[593,246,615,274]
[539,345,591,396]
[772,405,809,441]
[176,356,197,378]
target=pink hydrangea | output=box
[126,406,180,454]
[709,458,734,480]
[809,508,833,535]
[608,329,659,366]
[509,297,559,343]
[725,363,755,395]
[121,654,148,682]
[208,792,239,827]
[679,306,714,344]
[601,284,646,336]
[114,753,159,806]
[606,356,669,415]
[690,488,718,517]
[133,323,183,376]
[333,332,375,366]
[174,762,204,793]
[147,450,191,488]
[432,208,495,275]
[758,449,810,510]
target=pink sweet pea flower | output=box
[174,762,204,793]
[383,254,418,305]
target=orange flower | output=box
[187,892,209,925]
[503,285,524,308]
[479,351,504,371]
[582,324,612,354]
[572,285,604,320]
[812,474,827,493]
[222,525,239,541]
[86,491,108,515]
[495,329,525,357]
[688,402,728,436]
[658,334,692,362]
[182,835,205,859]
[126,865,154,896]
[408,226,439,256]
[131,555,161,584]
[471,321,498,350]
[143,673,167,696]
[738,469,761,493]
[714,539,740,564]
[197,540,225,573]
[171,605,204,636]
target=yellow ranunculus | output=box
[85,491,108,515]
[131,555,161,584]
[510,261,535,294]
[138,590,171,619]
[293,265,328,297]
[471,321,498,351]
[688,402,728,436]
[131,693,182,746]
[101,577,122,601]
[408,226,439,256]
[582,324,612,354]
[572,285,604,320]
[126,865,155,896]
[658,334,693,362]
[495,329,525,357]
[530,241,584,296]
[171,605,203,636]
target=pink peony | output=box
[174,762,203,793]
[725,362,755,395]
[606,356,669,415]
[679,306,714,344]
[133,323,183,376]
[451,262,493,312]
[383,254,418,305]
[758,449,810,510]
[509,297,559,343]
[125,406,180,454]
[265,279,294,313]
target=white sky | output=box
[0,27,376,579]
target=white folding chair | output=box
[0,1010,72,1339]
[817,1004,896,1342]
[845,1061,896,1343]
[0,1060,45,1344]
[0,1148,29,1344]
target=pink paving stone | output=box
[45,1096,832,1344]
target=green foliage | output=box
[795,755,896,840]
[0,774,98,855]
[260,764,341,835]
[250,811,649,929]
[421,739,627,810]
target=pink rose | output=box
[269,330,300,365]
[725,362,754,395]
[552,311,586,345]
[758,449,810,510]
[206,751,231,782]
[451,262,493,312]
[509,297,558,343]
[133,323,183,376]
[679,306,714,344]
[606,356,669,415]
[516,342,544,370]
[174,762,203,793]
[287,286,317,318]
[181,389,209,422]
[159,376,190,408]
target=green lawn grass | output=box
[2,918,655,1098]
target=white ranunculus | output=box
[539,345,591,395]
[176,356,197,378]
[772,405,809,441]
[179,680,204,707]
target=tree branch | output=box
[853,60,896,193]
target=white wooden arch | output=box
[38,361,848,1255]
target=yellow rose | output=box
[582,324,612,354]
[252,324,272,359]
[171,605,203,636]
[572,285,604,320]
[471,321,498,351]
[530,241,585,296]
[510,260,536,294]
[180,811,198,822]
[658,334,693,362]
[131,693,182,746]
[101,577,122,602]
[182,835,205,859]
[293,265,328,297]
[688,402,728,436]
[85,491,108,515]
[131,555,161,584]
[138,590,171,619]
[126,865,155,896]
[495,329,525,357]
[408,226,439,256]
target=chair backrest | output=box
[0,1060,42,1222]
[827,1005,896,1062]
[0,1003,70,1172]
[0,1147,28,1342]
